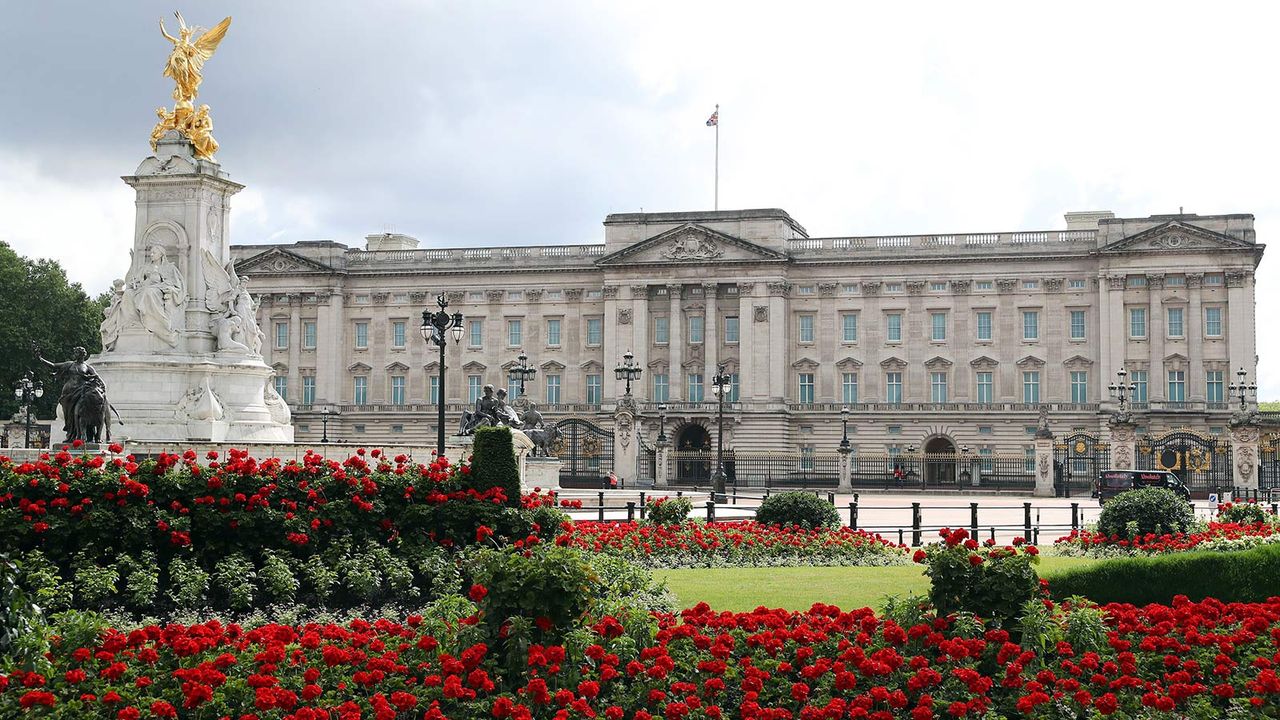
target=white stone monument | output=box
[85,132,293,443]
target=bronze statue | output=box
[34,345,111,444]
[155,13,231,159]
[457,384,500,435]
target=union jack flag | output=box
[705,109,718,127]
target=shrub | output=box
[1096,487,1194,539]
[528,504,569,540]
[646,496,693,525]
[1046,542,1280,604]
[915,528,1042,626]
[470,426,522,507]
[469,546,599,641]
[754,491,840,529]
[1218,501,1273,526]
[0,554,46,670]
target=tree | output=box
[0,242,103,422]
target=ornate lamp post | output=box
[839,407,851,451]
[657,403,668,443]
[708,364,733,502]
[1108,368,1135,412]
[959,444,972,486]
[508,352,537,398]
[1229,368,1258,412]
[421,292,465,457]
[12,372,43,449]
[319,406,338,444]
[906,443,922,489]
[614,350,643,396]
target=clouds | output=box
[2,1,1278,394]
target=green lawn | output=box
[654,556,1098,612]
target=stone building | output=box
[232,208,1262,488]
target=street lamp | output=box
[959,444,972,486]
[12,372,43,449]
[1229,368,1257,412]
[906,443,922,489]
[839,407,851,451]
[319,406,338,444]
[708,364,733,502]
[508,352,537,398]
[657,403,668,443]
[421,292,465,457]
[1108,368,1137,412]
[614,350,643,396]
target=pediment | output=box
[461,361,488,372]
[1062,355,1094,368]
[423,361,440,371]
[595,223,788,267]
[969,355,999,368]
[923,356,953,369]
[791,357,820,370]
[1015,355,1045,368]
[385,361,410,372]
[579,360,604,371]
[835,356,863,369]
[236,248,336,275]
[880,356,907,370]
[1164,352,1189,364]
[347,362,372,373]
[646,359,668,370]
[1101,220,1255,254]
[681,359,704,370]
[540,360,566,371]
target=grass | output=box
[655,556,1099,612]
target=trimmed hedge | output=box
[1096,487,1194,539]
[1046,542,1280,604]
[472,426,522,507]
[755,491,840,529]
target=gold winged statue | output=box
[152,12,231,160]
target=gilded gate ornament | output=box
[152,13,232,159]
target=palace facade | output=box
[232,208,1262,483]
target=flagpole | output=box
[714,103,719,211]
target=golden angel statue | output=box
[159,12,231,107]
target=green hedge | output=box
[1046,543,1280,604]
[472,426,522,507]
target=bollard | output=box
[1023,502,1032,541]
[911,502,922,547]
[898,528,905,546]
[626,501,635,522]
[677,490,684,498]
[1273,502,1279,516]
[1071,502,1080,531]
[854,492,860,504]
[969,502,979,537]
[849,501,858,530]
[827,492,835,505]
[990,527,996,543]
[639,492,647,519]
[706,500,716,522]
[1033,527,1040,544]
[598,492,605,522]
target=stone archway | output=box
[674,423,712,483]
[924,435,957,486]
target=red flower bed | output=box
[5,596,1280,717]
[554,521,907,567]
[1056,522,1280,554]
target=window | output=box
[545,289,563,300]
[507,290,523,301]
[1022,371,1041,403]
[1070,371,1087,403]
[652,373,669,402]
[1131,370,1148,403]
[1166,275,1184,287]
[1022,311,1039,340]
[976,312,992,341]
[391,424,404,434]
[1129,308,1146,338]
[1023,280,1038,290]
[724,316,739,343]
[546,318,562,346]
[507,319,522,347]
[978,426,993,435]
[468,375,482,403]
[980,447,994,472]
[1207,370,1224,403]
[583,374,601,405]
[586,289,603,300]
[839,311,860,340]
[688,316,704,344]
[797,285,814,296]
[930,372,948,403]
[353,322,368,349]
[468,320,483,348]
[886,313,902,342]
[1167,307,1184,338]
[1070,310,1086,340]
[545,375,561,405]
[930,282,947,291]
[728,373,740,402]
[302,376,315,405]
[976,372,993,403]
[931,312,946,341]
[275,322,289,349]
[842,283,859,294]
[390,375,405,405]
[1127,275,1147,288]
[654,316,670,344]
[800,446,815,471]
[1025,447,1037,473]
[798,315,815,343]
[391,321,406,348]
[467,291,483,301]
[273,376,288,401]
[353,376,368,405]
[586,318,603,346]
[1205,307,1223,337]
[303,321,317,349]
[687,374,704,402]
[1167,370,1186,403]
[885,372,903,404]
[507,377,520,402]
[1068,279,1086,290]
[430,376,441,405]
[975,281,993,291]
[842,372,858,404]
[885,283,903,293]
[798,373,815,404]
[1204,273,1223,286]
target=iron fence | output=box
[667,451,842,488]
[849,453,1034,491]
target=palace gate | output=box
[553,418,615,489]
[1136,429,1232,496]
[1053,432,1110,495]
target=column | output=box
[288,296,302,402]
[654,434,672,488]
[703,283,719,385]
[1107,276,1126,380]
[603,285,620,401]
[1098,275,1112,399]
[1187,274,1205,402]
[837,445,852,492]
[738,283,757,401]
[1147,274,1165,401]
[1034,431,1055,497]
[317,291,345,404]
[1226,271,1254,381]
[767,282,789,402]
[668,285,684,400]
[629,285,649,398]
[1106,420,1137,471]
[1230,423,1261,492]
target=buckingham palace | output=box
[233,207,1262,489]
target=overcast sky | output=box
[2,1,1278,396]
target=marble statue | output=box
[35,345,110,444]
[125,244,187,346]
[100,279,128,351]
[264,380,290,424]
[201,248,263,355]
